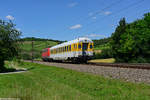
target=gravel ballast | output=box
[28,61,150,84]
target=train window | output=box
[67,46,68,51]
[68,46,69,51]
[83,43,88,50]
[90,45,93,49]
[78,44,81,49]
[70,45,71,51]
[65,46,66,52]
[74,44,76,48]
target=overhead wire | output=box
[80,0,146,37]
[62,0,124,39]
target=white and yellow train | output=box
[42,37,94,63]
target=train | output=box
[42,37,94,63]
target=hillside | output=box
[20,37,63,59]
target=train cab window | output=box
[90,45,93,49]
[78,44,81,49]
[83,43,88,50]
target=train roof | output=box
[50,37,93,50]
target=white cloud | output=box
[16,28,21,31]
[86,33,106,38]
[104,11,112,15]
[6,15,15,20]
[88,12,93,16]
[69,24,82,30]
[92,16,97,20]
[68,2,78,7]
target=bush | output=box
[21,53,32,60]
[94,48,113,59]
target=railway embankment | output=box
[25,60,150,84]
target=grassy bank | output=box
[89,58,115,63]
[0,62,150,100]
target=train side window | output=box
[67,46,68,51]
[70,45,71,51]
[78,44,81,49]
[68,46,69,51]
[65,46,66,52]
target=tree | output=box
[111,18,127,62]
[110,13,150,63]
[0,19,21,71]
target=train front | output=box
[77,38,94,62]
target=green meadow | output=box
[0,62,150,100]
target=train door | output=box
[82,43,88,56]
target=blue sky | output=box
[0,0,150,41]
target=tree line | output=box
[95,13,150,63]
[19,37,64,44]
[110,13,150,63]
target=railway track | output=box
[88,62,150,70]
[29,60,150,70]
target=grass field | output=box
[89,58,115,63]
[0,62,150,100]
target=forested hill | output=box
[19,37,64,44]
